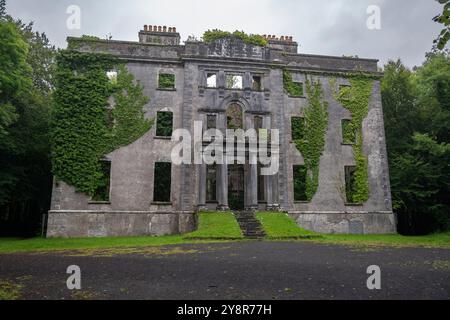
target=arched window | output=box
[227,103,243,129]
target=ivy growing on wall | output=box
[330,76,374,203]
[283,70,304,97]
[51,50,153,197]
[202,29,268,47]
[293,78,329,201]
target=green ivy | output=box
[342,119,356,144]
[293,79,329,201]
[156,112,173,137]
[158,73,175,89]
[203,29,268,47]
[51,50,153,197]
[331,76,373,203]
[283,70,304,97]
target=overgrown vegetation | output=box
[52,52,152,197]
[292,79,329,201]
[158,73,175,89]
[184,212,244,240]
[283,70,304,97]
[331,77,373,203]
[382,54,450,234]
[0,3,55,236]
[203,29,268,47]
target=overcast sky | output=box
[6,0,444,68]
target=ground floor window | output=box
[156,112,173,137]
[345,166,357,203]
[92,160,111,202]
[293,165,308,201]
[153,162,172,202]
[206,165,217,202]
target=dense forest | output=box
[0,0,448,236]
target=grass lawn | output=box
[256,212,320,239]
[183,212,244,240]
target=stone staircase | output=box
[234,211,266,239]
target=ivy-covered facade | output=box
[47,26,395,237]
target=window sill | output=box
[157,88,176,91]
[294,201,310,204]
[345,203,364,207]
[341,143,356,146]
[89,201,111,205]
[154,136,172,140]
[288,95,306,99]
[152,202,172,206]
[206,201,218,204]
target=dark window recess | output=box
[293,165,308,201]
[206,165,217,202]
[342,119,356,144]
[227,103,243,129]
[92,161,111,202]
[258,165,266,202]
[252,76,262,91]
[345,166,357,203]
[158,73,175,89]
[207,114,217,130]
[156,112,173,137]
[291,117,305,141]
[254,116,263,131]
[290,82,304,97]
[154,162,172,202]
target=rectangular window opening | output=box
[154,162,172,202]
[206,165,217,202]
[206,73,217,88]
[226,74,243,89]
[156,111,173,137]
[158,73,175,89]
[345,166,357,204]
[291,117,305,141]
[342,119,356,144]
[293,165,308,202]
[207,114,217,130]
[252,76,262,91]
[92,160,111,202]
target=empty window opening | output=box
[226,74,243,89]
[158,73,175,89]
[293,165,308,201]
[207,114,217,130]
[156,111,173,137]
[92,160,111,202]
[339,85,351,100]
[154,162,172,202]
[252,76,262,91]
[290,82,304,97]
[227,103,243,129]
[345,166,357,203]
[206,73,217,88]
[291,117,305,141]
[342,119,356,144]
[206,165,217,202]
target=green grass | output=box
[183,212,244,240]
[315,232,450,249]
[256,212,321,239]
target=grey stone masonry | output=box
[47,28,396,238]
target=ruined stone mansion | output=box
[47,25,396,237]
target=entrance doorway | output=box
[228,164,245,211]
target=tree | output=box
[382,54,450,234]
[433,0,450,50]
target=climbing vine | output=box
[330,76,374,203]
[283,70,304,97]
[293,78,329,201]
[51,50,153,197]
[203,29,268,47]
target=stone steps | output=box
[234,211,266,239]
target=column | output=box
[217,163,229,211]
[197,164,207,211]
[246,163,258,211]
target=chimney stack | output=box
[139,24,181,45]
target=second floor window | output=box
[226,74,243,89]
[158,73,175,89]
[156,111,173,137]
